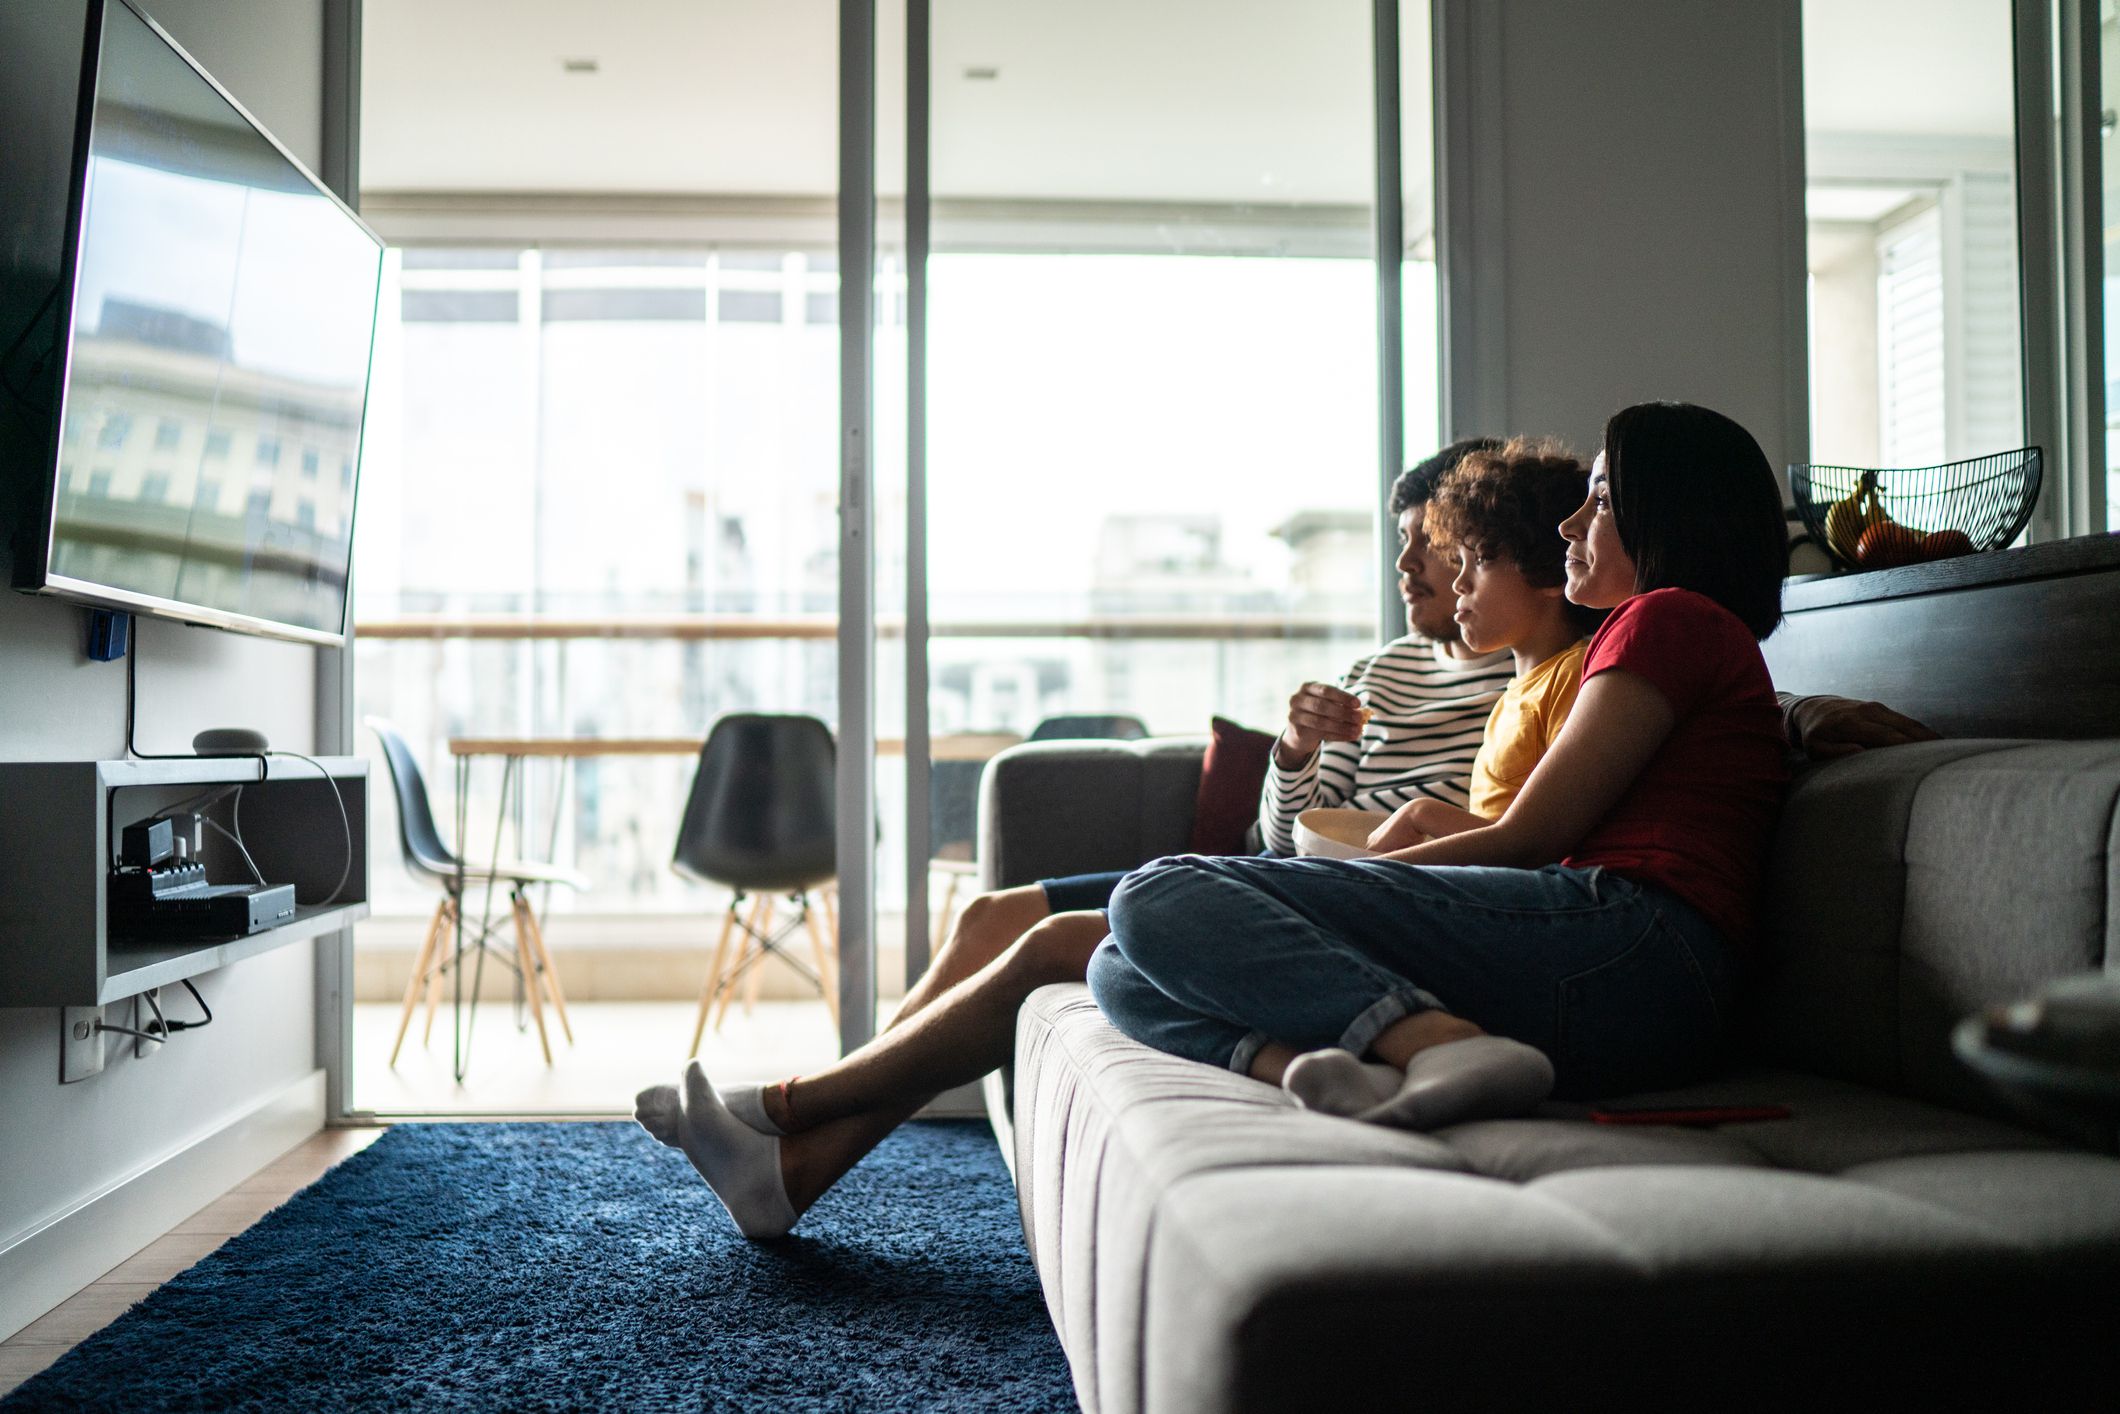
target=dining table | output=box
[436,731,1024,1076]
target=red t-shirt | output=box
[1563,588,1787,941]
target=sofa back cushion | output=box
[979,738,1207,891]
[1749,738,2120,1118]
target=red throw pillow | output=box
[1187,716,1278,855]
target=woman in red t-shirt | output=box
[1086,401,1791,1125]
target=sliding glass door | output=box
[351,2,847,1113]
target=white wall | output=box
[0,0,331,1338]
[1810,220,1882,466]
[1441,0,1808,473]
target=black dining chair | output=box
[672,712,841,1055]
[1028,712,1149,742]
[367,718,587,1070]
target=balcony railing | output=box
[352,609,1376,921]
[356,612,1370,641]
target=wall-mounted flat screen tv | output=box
[14,0,383,646]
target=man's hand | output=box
[1365,799,1435,853]
[1783,693,1941,761]
[1276,681,1368,769]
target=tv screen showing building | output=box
[45,0,381,642]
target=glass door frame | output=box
[2030,0,2108,538]
[837,0,881,1051]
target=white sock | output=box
[723,1083,784,1136]
[1283,1049,1403,1116]
[1360,1035,1554,1131]
[633,1062,799,1240]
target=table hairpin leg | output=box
[536,755,568,1028]
[471,755,518,1063]
[453,753,470,1083]
[449,751,521,1083]
[482,754,514,1035]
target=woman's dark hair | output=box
[1601,401,1786,640]
[1425,438,1603,635]
[1391,436,1503,516]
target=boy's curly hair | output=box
[1423,437,1586,589]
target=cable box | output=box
[109,874,296,938]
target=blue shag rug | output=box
[4,1121,1076,1413]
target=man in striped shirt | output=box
[1260,439,1517,855]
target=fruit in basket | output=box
[1822,473,1879,562]
[1855,520,1922,568]
[1919,528,1974,560]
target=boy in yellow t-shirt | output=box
[1367,438,1603,849]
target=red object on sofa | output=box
[1187,716,1278,855]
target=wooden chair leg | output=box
[712,937,752,1032]
[512,896,554,1065]
[518,899,574,1045]
[690,901,741,1058]
[716,896,769,1030]
[389,899,447,1067]
[803,898,840,1031]
[742,896,774,1017]
[422,897,458,1045]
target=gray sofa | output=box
[977,736,2120,1412]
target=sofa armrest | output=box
[978,737,1207,891]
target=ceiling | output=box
[359,0,2015,203]
[1801,0,2017,140]
[361,0,1394,205]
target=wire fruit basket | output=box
[1789,447,2042,572]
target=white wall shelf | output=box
[0,756,369,1007]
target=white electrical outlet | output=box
[61,1005,105,1083]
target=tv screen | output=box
[31,0,382,645]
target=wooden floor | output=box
[0,1126,386,1398]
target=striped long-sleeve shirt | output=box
[1259,636,1516,856]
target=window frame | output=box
[2019,0,2108,539]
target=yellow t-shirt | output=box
[1467,638,1588,820]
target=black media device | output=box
[109,863,295,939]
[118,816,173,867]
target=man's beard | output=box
[1407,606,1461,645]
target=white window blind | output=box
[1877,204,1945,467]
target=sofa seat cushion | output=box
[1445,1066,2060,1181]
[1017,984,2120,1414]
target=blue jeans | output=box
[1085,855,1736,1100]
